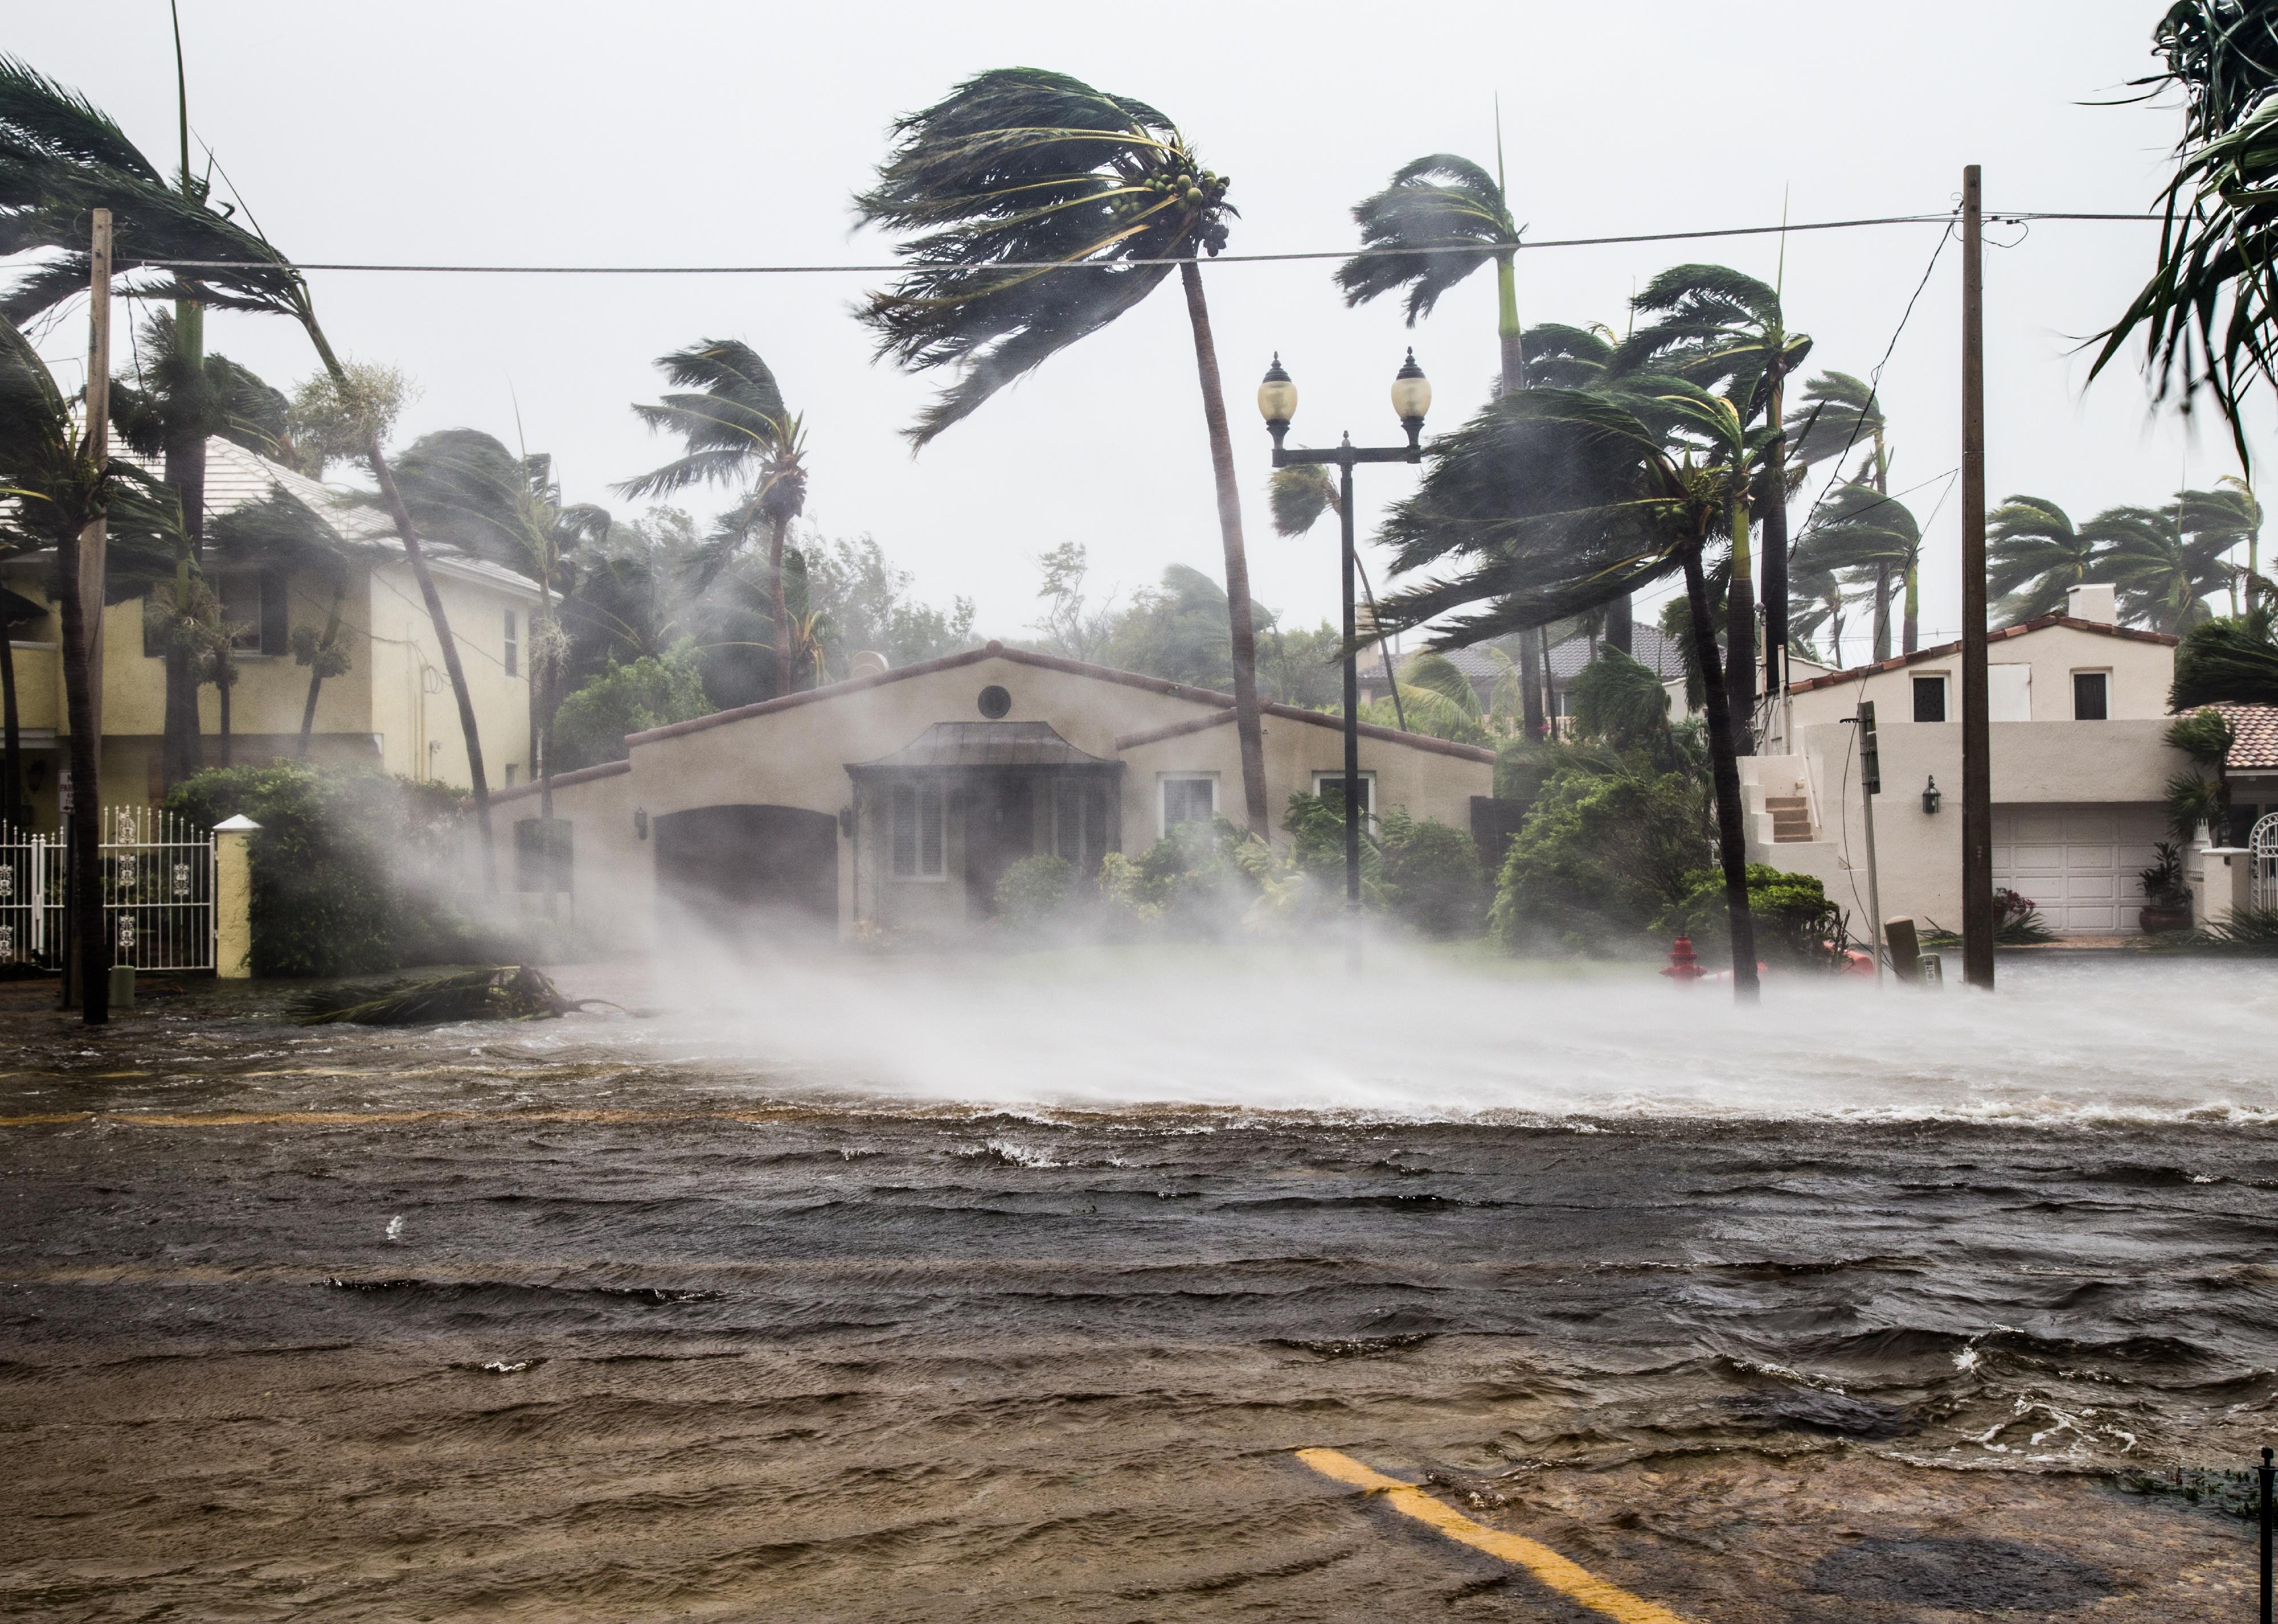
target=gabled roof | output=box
[625,640,1497,764]
[851,721,1118,771]
[1788,614,2178,695]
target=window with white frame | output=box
[504,610,520,678]
[1159,773,1216,833]
[891,782,946,878]
[1311,770,1376,822]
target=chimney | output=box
[2065,583,2117,626]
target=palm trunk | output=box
[1494,250,1525,395]
[56,528,107,1023]
[1603,594,1633,656]
[1538,624,1554,733]
[1872,565,1893,663]
[768,514,792,699]
[1177,259,1268,837]
[1,627,21,828]
[1725,479,1757,753]
[1828,599,1844,670]
[296,577,344,760]
[300,321,494,887]
[217,654,233,768]
[1518,632,1545,739]
[1902,562,1921,655]
[1759,370,1790,701]
[1681,542,1760,1003]
[160,299,207,790]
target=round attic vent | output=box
[977,684,1012,719]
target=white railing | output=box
[0,807,215,972]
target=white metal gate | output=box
[0,808,215,972]
[2252,811,2278,913]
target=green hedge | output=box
[168,765,493,977]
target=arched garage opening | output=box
[653,805,838,936]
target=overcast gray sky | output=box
[14,1,2263,654]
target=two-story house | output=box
[2,436,538,829]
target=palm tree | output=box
[0,321,179,1021]
[1794,483,1925,657]
[1786,562,1848,668]
[203,489,358,761]
[2093,1,2278,468]
[853,68,1270,835]
[1369,381,1767,999]
[1786,371,1893,649]
[1988,495,2098,625]
[617,341,805,697]
[392,429,610,907]
[1336,146,1527,390]
[2093,501,2231,633]
[2180,475,2264,607]
[1614,266,1812,741]
[0,51,501,883]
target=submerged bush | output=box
[1378,807,1485,938]
[1492,767,1708,954]
[995,855,1077,928]
[168,765,495,977]
[1658,864,1845,969]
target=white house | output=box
[1738,584,2189,936]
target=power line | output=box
[127,206,2156,277]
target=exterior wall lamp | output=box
[1922,776,1942,815]
[634,806,649,840]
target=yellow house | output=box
[1,436,539,829]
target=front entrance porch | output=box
[848,723,1122,934]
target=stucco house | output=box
[2,436,538,827]
[1738,584,2191,936]
[493,643,1494,942]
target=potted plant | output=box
[2139,842,2193,933]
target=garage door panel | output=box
[1993,803,2157,935]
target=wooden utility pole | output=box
[1958,166,1994,990]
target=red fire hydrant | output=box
[1660,935,1707,981]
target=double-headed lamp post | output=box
[1258,349,1431,968]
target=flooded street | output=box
[4,952,2276,1619]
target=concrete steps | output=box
[1765,794,1814,843]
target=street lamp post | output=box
[1257,349,1431,969]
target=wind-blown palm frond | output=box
[2180,474,2264,590]
[1783,370,1886,475]
[1794,482,1922,655]
[2088,501,2231,632]
[853,67,1233,446]
[1518,323,1615,389]
[1613,264,1811,410]
[2172,614,2278,706]
[2093,2,2278,465]
[1269,463,1338,537]
[1334,154,1519,324]
[1988,493,2095,622]
[616,341,794,498]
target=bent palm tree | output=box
[1615,265,1811,738]
[1988,495,2098,625]
[2093,502,2231,632]
[617,341,805,697]
[854,67,1270,835]
[1336,149,1527,389]
[1795,483,1924,656]
[1786,371,1893,646]
[2180,475,2264,606]
[0,53,500,883]
[1368,382,1766,1000]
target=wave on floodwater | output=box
[498,949,2278,1128]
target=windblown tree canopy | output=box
[1336,153,1526,387]
[853,68,1233,446]
[2095,0,2278,464]
[1988,494,2098,623]
[1792,482,1925,658]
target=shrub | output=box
[168,765,492,977]
[550,642,712,772]
[995,855,1077,927]
[1658,864,1845,969]
[1281,791,1382,910]
[1492,767,1708,954]
[1378,807,1485,938]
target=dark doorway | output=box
[964,777,1035,915]
[654,805,838,935]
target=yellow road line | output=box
[1295,1447,1696,1624]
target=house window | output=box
[1160,774,1216,832]
[1056,780,1111,868]
[891,782,946,878]
[220,571,288,655]
[2073,671,2110,720]
[504,610,519,678]
[1912,674,1948,723]
[504,764,519,787]
[1311,770,1376,822]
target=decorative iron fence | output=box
[0,807,215,972]
[2253,811,2278,915]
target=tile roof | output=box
[2206,703,2278,771]
[1788,614,2178,695]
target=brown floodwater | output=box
[2,953,2274,1621]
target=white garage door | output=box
[1991,804,2165,933]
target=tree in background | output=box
[1030,541,1121,665]
[549,643,710,773]
[799,533,975,675]
[1613,266,1811,745]
[1337,146,1529,390]
[1792,482,1924,656]
[855,68,1270,835]
[2094,501,2233,633]
[1784,371,1893,653]
[617,341,806,699]
[1988,495,2099,626]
